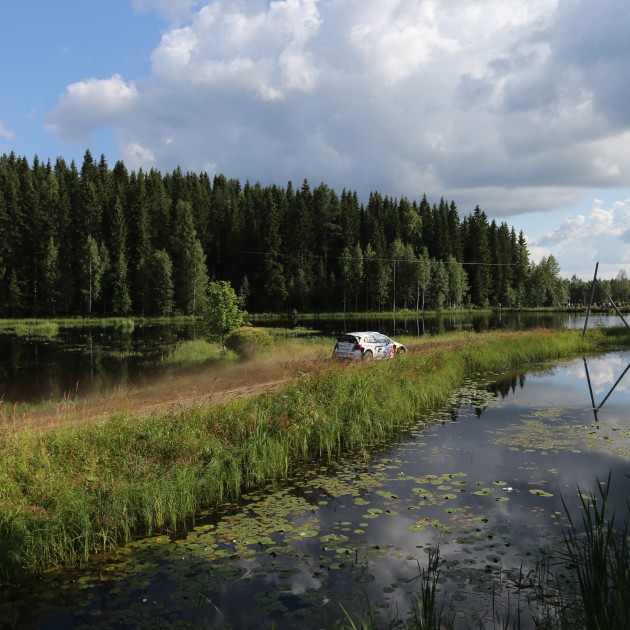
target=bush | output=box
[225,326,273,358]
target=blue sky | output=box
[1,0,629,280]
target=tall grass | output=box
[561,473,630,629]
[0,315,199,333]
[8,321,60,338]
[161,339,229,365]
[0,328,624,584]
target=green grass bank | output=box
[1,327,629,583]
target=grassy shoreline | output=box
[1,327,629,584]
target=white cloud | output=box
[150,0,321,101]
[45,0,630,226]
[567,355,630,396]
[530,198,630,278]
[45,74,138,143]
[0,121,15,140]
[121,141,156,169]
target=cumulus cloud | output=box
[530,198,630,278]
[567,355,630,396]
[46,0,630,221]
[45,74,138,144]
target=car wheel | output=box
[362,350,373,361]
[398,346,407,355]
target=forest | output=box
[0,150,628,318]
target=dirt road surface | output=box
[1,350,330,433]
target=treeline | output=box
[0,150,594,318]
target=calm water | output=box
[9,350,630,629]
[0,312,625,404]
[0,323,198,404]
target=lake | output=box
[7,349,630,628]
[0,312,624,404]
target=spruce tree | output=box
[110,199,132,315]
[41,236,61,316]
[150,249,174,316]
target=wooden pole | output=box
[583,358,599,425]
[597,360,630,411]
[583,262,599,337]
[595,279,630,331]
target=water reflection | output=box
[9,352,630,629]
[0,314,625,404]
[0,323,198,403]
[583,355,630,426]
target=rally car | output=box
[332,331,407,361]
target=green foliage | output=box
[149,249,174,316]
[41,236,61,316]
[527,255,567,307]
[173,201,209,316]
[204,280,246,345]
[79,235,106,315]
[2,151,627,317]
[162,339,227,365]
[225,326,273,358]
[0,328,623,584]
[561,473,630,629]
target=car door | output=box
[375,334,394,357]
[372,333,387,357]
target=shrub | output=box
[225,326,273,358]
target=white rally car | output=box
[332,331,407,361]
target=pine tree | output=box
[429,259,448,309]
[8,268,23,316]
[390,239,416,309]
[41,236,61,316]
[79,235,106,315]
[363,243,377,311]
[463,206,492,307]
[399,198,422,254]
[172,200,210,315]
[150,249,174,316]
[613,270,630,304]
[415,249,431,311]
[110,199,132,315]
[127,170,153,315]
[184,238,209,316]
[340,244,363,312]
[446,256,468,308]
[260,189,287,311]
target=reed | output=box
[0,316,204,337]
[560,473,630,629]
[0,328,623,584]
[8,321,60,338]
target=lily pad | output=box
[529,489,554,497]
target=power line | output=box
[228,249,524,267]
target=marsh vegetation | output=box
[2,327,630,627]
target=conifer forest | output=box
[1,150,626,318]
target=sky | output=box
[1,0,629,280]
